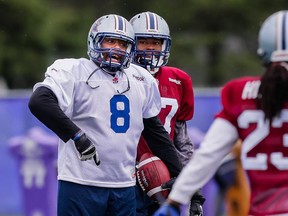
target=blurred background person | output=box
[214,140,250,216]
[153,10,288,216]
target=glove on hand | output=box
[189,201,203,216]
[73,131,100,165]
[161,177,177,190]
[153,203,180,216]
[190,191,205,216]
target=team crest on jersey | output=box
[132,74,145,81]
[169,77,181,85]
[112,76,119,84]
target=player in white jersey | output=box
[154,10,288,216]
[28,14,182,216]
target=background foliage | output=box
[0,0,287,89]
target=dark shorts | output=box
[135,185,157,216]
[57,180,136,216]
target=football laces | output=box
[136,170,146,191]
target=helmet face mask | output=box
[258,11,288,66]
[87,15,135,73]
[134,37,170,74]
[130,12,171,74]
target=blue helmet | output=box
[87,14,135,73]
[257,11,288,65]
[130,12,171,74]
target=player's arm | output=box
[154,118,237,216]
[169,118,238,204]
[29,86,79,141]
[28,86,100,164]
[173,120,194,165]
[174,72,194,164]
[142,116,183,177]
[174,121,206,214]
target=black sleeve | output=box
[174,120,194,165]
[28,86,80,142]
[142,116,183,177]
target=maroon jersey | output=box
[137,66,194,161]
[216,76,288,215]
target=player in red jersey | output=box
[154,10,288,216]
[130,12,204,216]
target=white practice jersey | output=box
[33,58,161,188]
[169,118,238,204]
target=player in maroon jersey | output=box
[154,10,288,216]
[130,12,204,216]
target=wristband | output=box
[73,130,84,141]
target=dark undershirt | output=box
[28,86,182,176]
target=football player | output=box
[28,14,183,216]
[154,10,288,216]
[130,12,204,216]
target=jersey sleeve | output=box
[33,59,76,112]
[177,73,194,121]
[28,86,80,142]
[142,77,162,119]
[173,120,194,166]
[168,118,238,204]
[215,80,239,126]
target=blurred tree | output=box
[0,0,93,88]
[0,0,49,88]
[105,0,288,86]
[0,0,287,89]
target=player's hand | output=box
[189,201,203,216]
[190,192,205,216]
[73,132,100,165]
[153,203,180,216]
[161,177,176,190]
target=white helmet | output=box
[257,11,288,65]
[87,14,135,73]
[130,12,171,74]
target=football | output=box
[136,152,171,202]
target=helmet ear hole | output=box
[257,48,264,57]
[257,48,266,61]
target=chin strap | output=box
[137,56,160,75]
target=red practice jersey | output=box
[216,76,288,215]
[137,66,194,161]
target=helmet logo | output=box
[145,12,159,32]
[114,15,127,34]
[278,12,287,50]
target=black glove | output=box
[73,132,100,165]
[161,177,177,190]
[189,191,205,216]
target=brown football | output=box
[136,152,171,202]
